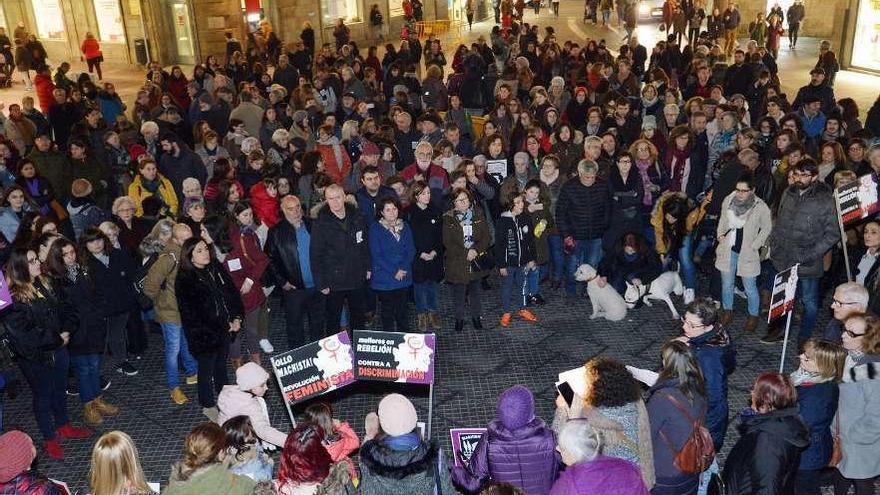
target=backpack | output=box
[659,391,715,474]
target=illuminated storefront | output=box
[850,0,880,71]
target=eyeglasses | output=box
[681,317,706,329]
[843,329,866,338]
[832,298,858,306]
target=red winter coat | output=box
[317,141,352,187]
[80,38,102,60]
[33,72,55,114]
[223,225,269,313]
[249,181,279,228]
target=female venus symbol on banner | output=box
[314,334,353,385]
[393,334,434,383]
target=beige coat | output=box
[714,192,772,277]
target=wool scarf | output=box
[635,160,655,206]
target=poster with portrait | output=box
[450,428,486,467]
[353,330,436,385]
[837,174,880,225]
[768,264,799,323]
[270,331,355,407]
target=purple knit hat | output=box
[497,385,535,430]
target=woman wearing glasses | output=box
[834,313,880,495]
[443,187,490,332]
[715,171,772,333]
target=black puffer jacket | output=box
[358,438,457,495]
[494,211,536,268]
[555,177,610,241]
[87,248,138,316]
[722,407,809,495]
[175,261,244,356]
[57,269,107,356]
[310,203,370,292]
[2,280,73,364]
[767,180,839,278]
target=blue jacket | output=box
[356,185,397,226]
[646,379,708,481]
[690,327,736,451]
[799,109,826,139]
[369,220,415,291]
[0,206,26,242]
[796,380,838,470]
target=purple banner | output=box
[450,428,486,467]
[353,330,436,385]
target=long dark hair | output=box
[303,402,340,443]
[662,195,690,249]
[179,237,213,272]
[222,415,258,463]
[78,227,110,264]
[202,214,232,254]
[657,340,706,401]
[45,237,77,279]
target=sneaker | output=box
[202,406,219,421]
[500,313,512,327]
[100,376,111,391]
[533,294,546,305]
[115,361,139,376]
[518,309,538,322]
[43,439,64,460]
[259,339,274,353]
[185,374,198,385]
[170,387,189,405]
[57,423,91,439]
[66,381,79,397]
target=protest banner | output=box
[835,174,880,280]
[354,330,437,437]
[486,159,508,184]
[450,428,487,468]
[270,331,356,423]
[767,264,799,373]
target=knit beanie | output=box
[497,385,535,431]
[362,140,380,156]
[0,431,35,483]
[377,393,418,436]
[236,362,270,391]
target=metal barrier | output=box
[411,19,464,40]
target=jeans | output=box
[797,276,821,341]
[18,348,70,441]
[414,281,439,313]
[721,251,760,316]
[377,288,410,332]
[666,234,696,290]
[565,238,604,295]
[280,288,325,349]
[652,474,699,495]
[70,353,102,403]
[697,458,720,495]
[501,266,528,312]
[452,280,482,320]
[547,234,565,281]
[162,323,198,390]
[526,266,540,296]
[196,350,228,408]
[602,10,611,24]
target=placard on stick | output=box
[836,174,880,226]
[353,330,436,384]
[270,331,356,423]
[450,428,487,468]
[768,265,799,323]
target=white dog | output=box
[624,271,684,319]
[574,264,627,321]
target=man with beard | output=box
[762,158,839,346]
[400,142,450,207]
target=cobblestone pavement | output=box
[4,263,836,493]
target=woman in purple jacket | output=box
[452,385,559,494]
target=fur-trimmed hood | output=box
[844,355,880,383]
[359,438,438,480]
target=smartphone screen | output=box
[556,381,575,407]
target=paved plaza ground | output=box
[3,268,827,492]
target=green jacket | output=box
[144,242,182,324]
[165,464,256,495]
[749,21,767,44]
[27,148,72,201]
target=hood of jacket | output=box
[739,407,809,449]
[359,438,438,480]
[486,416,550,442]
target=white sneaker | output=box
[259,339,274,353]
[683,288,695,305]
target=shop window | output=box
[389,0,404,16]
[322,0,360,24]
[93,0,126,42]
[852,0,880,71]
[31,0,65,39]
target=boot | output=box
[250,353,262,365]
[718,309,734,327]
[417,313,428,332]
[57,423,91,439]
[744,315,760,333]
[94,396,119,417]
[83,401,103,426]
[429,313,441,330]
[231,358,243,371]
[760,290,771,313]
[760,326,785,344]
[170,387,189,405]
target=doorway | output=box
[170,1,197,64]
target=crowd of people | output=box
[0,2,880,494]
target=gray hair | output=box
[664,103,680,115]
[111,196,136,215]
[577,159,599,175]
[514,151,530,166]
[837,282,869,309]
[558,420,602,464]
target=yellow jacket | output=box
[650,190,712,255]
[128,174,179,217]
